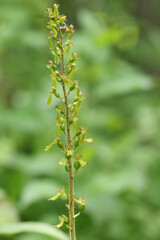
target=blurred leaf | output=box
[0,222,69,240]
[85,170,146,196]
[96,22,139,50]
[19,180,58,209]
[47,94,52,106]
[0,137,15,167]
[16,153,61,177]
[93,59,154,99]
[0,189,19,224]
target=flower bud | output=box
[55,70,60,76]
[65,149,73,159]
[69,85,75,92]
[68,68,72,74]
[74,160,81,170]
[78,204,85,212]
[51,87,56,93]
[55,92,60,98]
[59,105,65,114]
[76,129,81,136]
[71,63,76,68]
[50,15,55,19]
[69,118,73,124]
[48,60,53,64]
[57,77,63,83]
[48,60,57,70]
[60,124,65,131]
[72,52,77,58]
[73,97,79,102]
[60,117,64,124]
[57,40,63,50]
[70,105,74,112]
[53,4,59,9]
[65,165,69,172]
[81,127,87,135]
[74,137,79,147]
[61,193,67,202]
[57,141,63,149]
[46,8,52,12]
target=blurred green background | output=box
[0,0,160,239]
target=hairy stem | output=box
[60,29,76,240]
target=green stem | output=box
[59,28,76,240]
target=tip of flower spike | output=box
[53,4,59,8]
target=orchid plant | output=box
[45,4,93,240]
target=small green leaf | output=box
[55,46,61,56]
[74,212,81,218]
[73,120,77,133]
[51,76,57,88]
[79,134,85,145]
[52,27,57,37]
[76,88,80,97]
[48,192,61,201]
[54,55,60,65]
[79,204,85,212]
[49,188,65,201]
[51,51,56,55]
[64,46,70,56]
[74,197,87,205]
[84,138,93,143]
[59,159,68,165]
[65,165,69,172]
[57,141,63,149]
[54,216,64,229]
[44,140,55,151]
[59,16,66,24]
[49,37,53,49]
[73,117,78,133]
[57,125,61,136]
[74,137,79,147]
[62,215,68,223]
[74,100,81,114]
[63,76,73,87]
[79,159,88,168]
[56,110,61,123]
[68,31,74,40]
[69,68,78,81]
[54,215,68,229]
[50,68,56,77]
[47,94,52,106]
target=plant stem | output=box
[60,29,76,240]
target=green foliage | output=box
[0,0,160,240]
